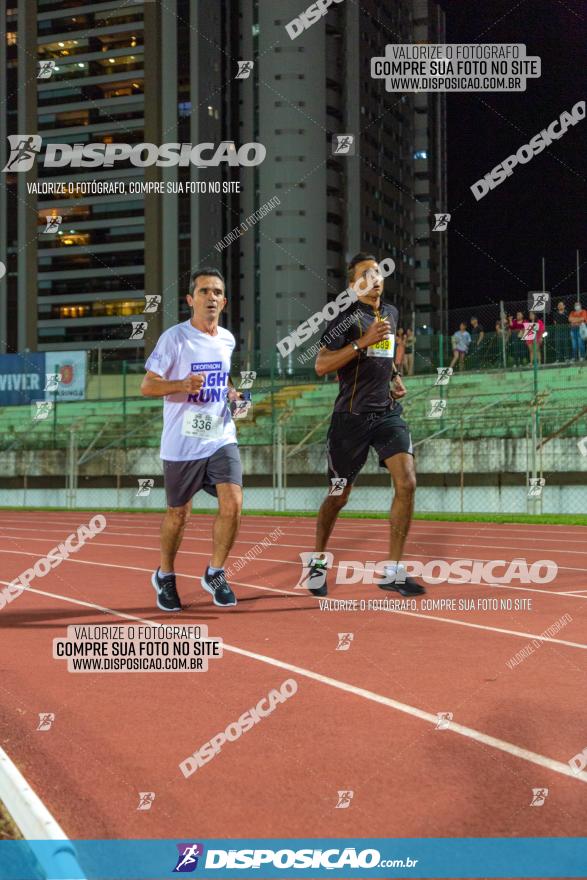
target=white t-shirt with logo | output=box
[145,321,237,461]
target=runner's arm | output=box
[140,370,204,397]
[227,375,244,402]
[315,320,390,376]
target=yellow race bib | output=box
[367,333,395,358]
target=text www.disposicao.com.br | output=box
[70,657,201,671]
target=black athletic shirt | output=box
[319,300,400,413]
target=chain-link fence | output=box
[1,343,586,516]
[78,290,585,401]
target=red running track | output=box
[0,511,586,845]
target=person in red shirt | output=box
[569,301,587,360]
[510,310,545,365]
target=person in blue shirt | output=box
[450,323,471,372]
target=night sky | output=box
[438,0,586,310]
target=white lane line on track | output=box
[0,520,587,552]
[2,511,586,537]
[1,517,587,549]
[1,531,587,581]
[375,610,587,649]
[2,582,587,786]
[1,561,585,649]
[0,564,296,599]
[1,543,586,601]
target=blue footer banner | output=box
[0,839,586,879]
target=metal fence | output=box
[271,363,587,517]
[1,342,586,516]
[82,336,585,405]
[81,288,586,400]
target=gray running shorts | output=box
[163,443,242,508]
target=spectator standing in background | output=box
[450,322,471,371]
[403,328,415,376]
[511,311,544,366]
[509,311,529,368]
[552,301,569,362]
[569,301,587,361]
[469,316,485,368]
[526,310,545,365]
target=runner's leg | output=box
[160,499,192,572]
[384,452,416,563]
[315,413,368,555]
[315,484,353,553]
[211,482,243,568]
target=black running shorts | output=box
[163,443,242,507]
[326,410,413,485]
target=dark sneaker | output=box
[303,558,329,597]
[377,570,426,596]
[201,568,237,607]
[151,568,182,612]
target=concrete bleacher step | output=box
[1,364,586,451]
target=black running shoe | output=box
[151,568,182,612]
[201,568,237,607]
[302,558,329,597]
[377,570,426,596]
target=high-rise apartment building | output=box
[235,0,447,359]
[0,0,446,365]
[0,0,238,361]
[413,0,448,340]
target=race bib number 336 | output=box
[181,412,224,439]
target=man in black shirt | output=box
[552,301,569,362]
[469,316,485,368]
[303,253,424,597]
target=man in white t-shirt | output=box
[141,268,244,611]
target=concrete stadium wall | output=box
[0,436,585,478]
[0,436,585,514]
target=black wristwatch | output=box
[351,341,361,354]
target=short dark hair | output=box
[347,252,377,283]
[189,267,225,297]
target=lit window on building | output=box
[59,233,90,246]
[414,150,428,160]
[96,300,143,317]
[59,305,89,319]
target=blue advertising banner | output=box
[0,353,45,406]
[0,352,86,406]
[0,838,586,880]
